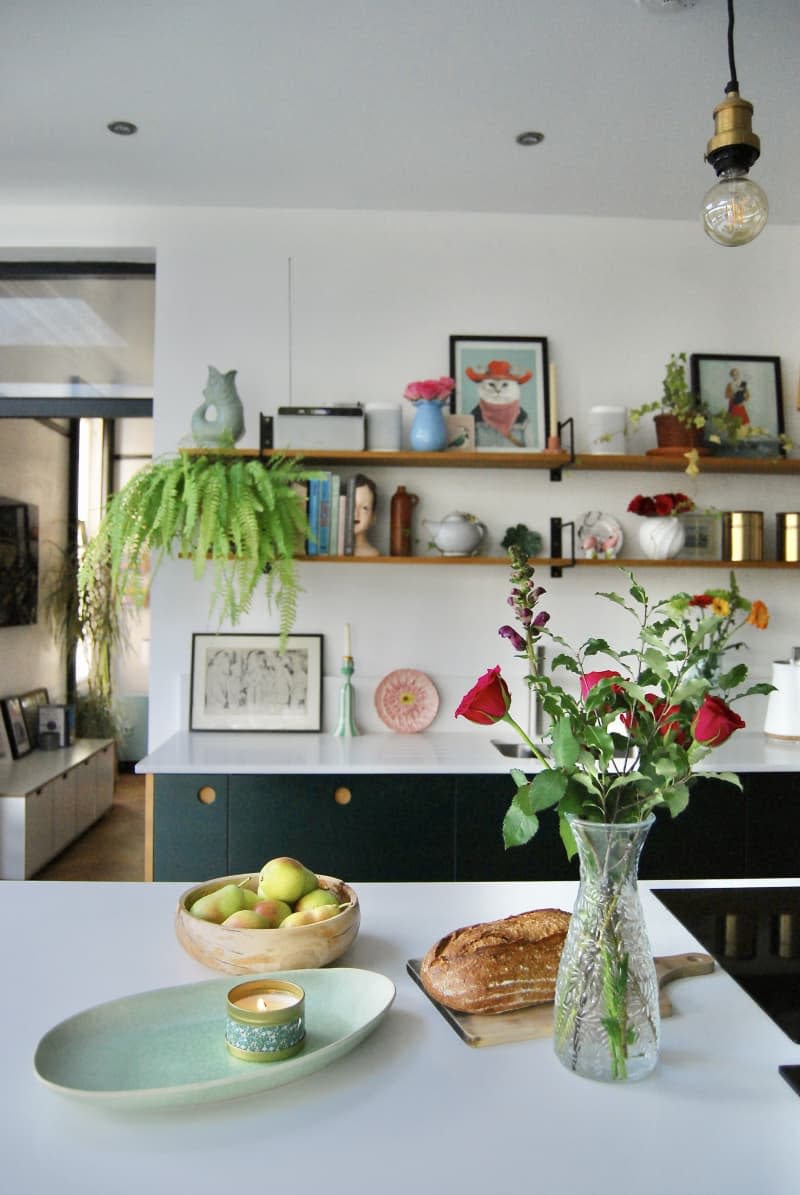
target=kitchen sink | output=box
[491,740,535,759]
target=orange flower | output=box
[746,599,769,629]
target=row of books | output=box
[304,474,360,557]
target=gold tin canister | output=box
[722,511,763,561]
[776,513,800,562]
[225,979,306,1062]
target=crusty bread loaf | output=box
[420,908,571,1014]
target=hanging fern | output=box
[78,451,315,646]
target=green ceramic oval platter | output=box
[34,967,395,1109]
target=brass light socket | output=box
[706,90,761,172]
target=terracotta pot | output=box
[652,413,707,455]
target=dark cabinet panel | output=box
[228,774,455,881]
[744,772,800,877]
[153,775,228,881]
[455,776,578,882]
[640,776,746,879]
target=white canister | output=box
[763,652,800,740]
[588,406,627,454]
[365,403,402,451]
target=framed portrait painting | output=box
[449,335,550,451]
[1,696,33,759]
[190,633,323,732]
[19,687,49,744]
[690,353,785,454]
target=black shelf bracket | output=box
[549,417,575,481]
[549,516,576,578]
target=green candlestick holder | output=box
[332,656,360,737]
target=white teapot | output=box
[425,511,486,556]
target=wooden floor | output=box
[32,771,147,882]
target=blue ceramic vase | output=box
[409,400,448,452]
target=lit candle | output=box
[548,362,558,435]
[233,990,302,1012]
[226,980,306,1063]
[344,621,352,658]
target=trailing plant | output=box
[628,352,709,431]
[78,451,313,644]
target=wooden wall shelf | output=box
[184,445,798,475]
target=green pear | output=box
[222,909,271,929]
[294,887,339,912]
[307,904,340,923]
[252,898,293,927]
[258,856,318,903]
[190,882,249,924]
[280,909,317,928]
[239,887,261,910]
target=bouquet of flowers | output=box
[627,492,695,517]
[456,549,773,1080]
[456,547,771,855]
[666,573,769,689]
[403,377,455,404]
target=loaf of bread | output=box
[419,908,571,1014]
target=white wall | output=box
[2,206,798,749]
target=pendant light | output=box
[702,0,767,246]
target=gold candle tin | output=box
[225,979,305,1062]
[776,512,800,562]
[722,511,763,561]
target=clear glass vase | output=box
[554,814,659,1082]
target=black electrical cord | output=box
[725,0,739,93]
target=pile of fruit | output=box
[189,856,345,929]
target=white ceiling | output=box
[3,0,797,225]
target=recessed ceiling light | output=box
[107,120,138,136]
[515,131,545,147]
[636,1,699,12]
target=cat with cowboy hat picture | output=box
[465,358,535,448]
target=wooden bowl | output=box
[175,873,360,975]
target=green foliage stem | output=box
[79,451,313,646]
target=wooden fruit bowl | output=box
[175,873,360,975]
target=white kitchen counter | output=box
[137,728,800,775]
[3,877,799,1195]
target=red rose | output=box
[689,594,713,608]
[455,666,512,725]
[580,670,623,701]
[645,694,688,745]
[654,493,674,516]
[691,694,746,747]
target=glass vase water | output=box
[554,814,659,1082]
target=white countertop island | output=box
[137,728,800,775]
[3,877,799,1195]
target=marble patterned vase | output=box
[638,516,685,560]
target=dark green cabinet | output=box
[153,774,228,881]
[227,775,455,881]
[743,772,800,877]
[454,776,578,881]
[151,769,797,882]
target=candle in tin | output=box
[225,979,305,1062]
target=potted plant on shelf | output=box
[629,352,709,455]
[78,450,313,648]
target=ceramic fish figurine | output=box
[191,366,245,446]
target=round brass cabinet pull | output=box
[334,786,352,806]
[197,785,217,806]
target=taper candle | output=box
[549,362,558,435]
[344,622,352,658]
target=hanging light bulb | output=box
[702,0,768,247]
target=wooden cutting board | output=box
[406,952,715,1048]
